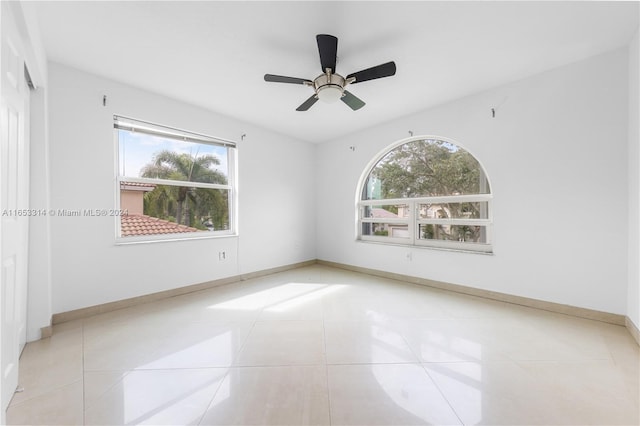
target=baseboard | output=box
[40,325,53,339]
[626,317,640,346]
[239,259,317,281]
[52,259,316,325]
[317,259,627,327]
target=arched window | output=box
[358,137,492,253]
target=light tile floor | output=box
[7,264,640,425]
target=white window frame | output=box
[114,115,238,243]
[356,136,493,254]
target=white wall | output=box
[1,2,52,341]
[48,63,316,314]
[317,48,630,315]
[27,84,52,341]
[628,29,640,329]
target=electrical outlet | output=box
[219,251,226,261]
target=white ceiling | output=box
[31,1,639,143]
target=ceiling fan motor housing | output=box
[314,73,345,103]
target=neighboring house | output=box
[119,182,156,215]
[370,207,400,220]
[119,182,199,237]
[370,208,409,238]
[372,205,470,240]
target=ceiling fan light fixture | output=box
[314,72,346,103]
[317,85,344,103]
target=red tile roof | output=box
[121,214,200,237]
[371,208,399,219]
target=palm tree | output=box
[141,150,227,226]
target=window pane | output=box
[118,129,229,182]
[419,202,489,220]
[363,139,489,199]
[120,184,229,237]
[418,224,488,243]
[362,222,410,238]
[363,204,409,219]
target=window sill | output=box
[115,232,238,246]
[356,239,494,255]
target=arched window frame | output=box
[355,136,493,254]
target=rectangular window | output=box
[359,195,492,253]
[114,115,236,242]
[360,202,412,244]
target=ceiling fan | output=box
[264,34,397,111]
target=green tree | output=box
[370,139,488,242]
[141,150,227,227]
[373,140,484,198]
[143,184,176,221]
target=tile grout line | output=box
[81,320,86,425]
[6,379,83,409]
[321,295,333,426]
[232,311,260,368]
[419,361,465,426]
[196,309,261,425]
[395,317,466,426]
[82,323,136,421]
[194,368,230,426]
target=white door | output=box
[1,1,30,414]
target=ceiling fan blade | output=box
[347,61,396,84]
[341,90,365,111]
[316,34,338,73]
[296,94,318,111]
[264,74,312,85]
